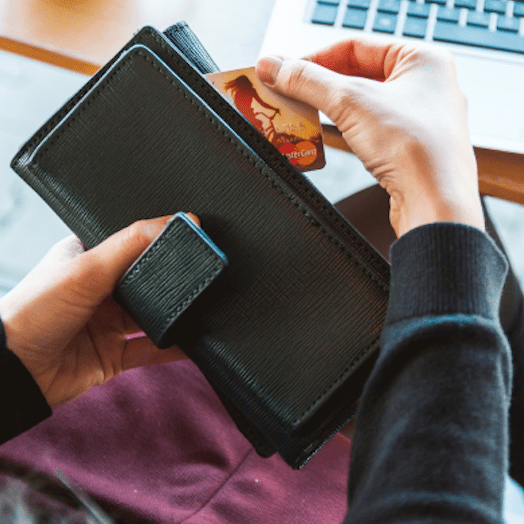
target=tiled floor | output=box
[1,1,524,519]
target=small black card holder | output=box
[11,23,390,469]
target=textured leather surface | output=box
[115,213,227,348]
[163,22,220,74]
[11,26,390,469]
[334,184,396,261]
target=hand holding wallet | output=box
[11,23,390,469]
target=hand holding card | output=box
[206,67,326,172]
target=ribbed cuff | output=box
[386,223,509,325]
[0,318,52,444]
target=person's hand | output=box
[256,39,485,237]
[0,216,196,408]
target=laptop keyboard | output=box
[311,0,524,53]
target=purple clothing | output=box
[0,358,351,523]
[0,222,514,523]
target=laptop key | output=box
[403,15,428,36]
[484,0,506,13]
[347,0,371,9]
[437,6,461,22]
[514,3,524,16]
[426,0,447,6]
[343,7,368,28]
[497,16,520,31]
[377,0,402,14]
[433,21,524,52]
[454,0,477,9]
[318,0,340,4]
[467,10,491,26]
[407,3,431,17]
[311,3,339,24]
[373,12,398,32]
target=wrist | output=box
[383,128,484,235]
[391,145,484,236]
[397,192,485,237]
[0,296,56,404]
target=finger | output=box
[303,38,406,80]
[256,56,370,125]
[257,39,405,90]
[23,236,85,273]
[122,338,189,370]
[80,216,170,292]
[75,213,200,301]
[100,294,189,369]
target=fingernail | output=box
[126,331,147,341]
[256,56,283,86]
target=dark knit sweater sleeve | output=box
[0,318,52,445]
[345,223,511,523]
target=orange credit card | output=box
[206,67,326,172]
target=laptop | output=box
[259,0,524,154]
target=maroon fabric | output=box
[0,359,351,523]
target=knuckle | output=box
[126,219,153,247]
[283,60,310,95]
[328,88,354,122]
[326,79,370,125]
[407,43,456,71]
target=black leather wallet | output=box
[11,23,390,469]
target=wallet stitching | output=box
[120,220,224,338]
[294,338,378,425]
[145,28,389,293]
[13,31,155,167]
[30,43,384,427]
[13,66,114,170]
[24,163,101,248]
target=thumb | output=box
[75,213,200,301]
[256,56,353,125]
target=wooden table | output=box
[2,0,523,205]
[322,126,524,206]
[0,0,276,73]
[0,0,198,75]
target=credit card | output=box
[206,67,326,172]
